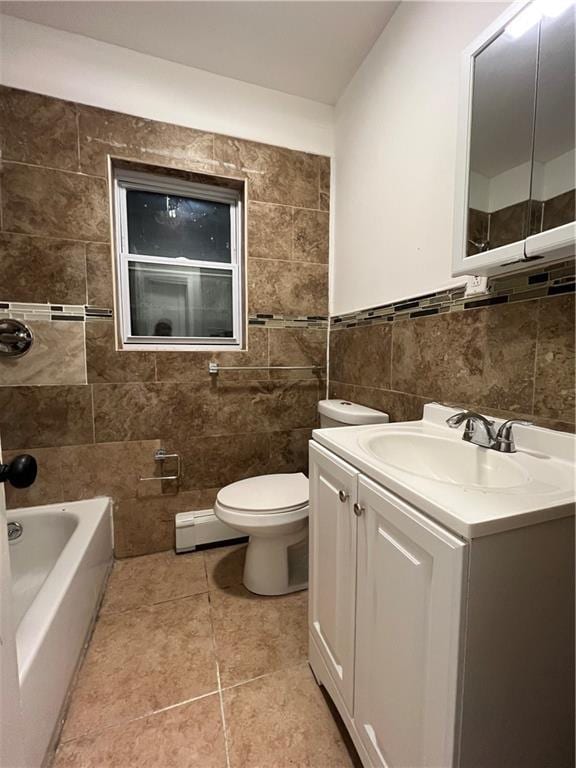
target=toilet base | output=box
[243,526,308,596]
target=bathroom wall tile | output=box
[0,86,79,171]
[247,201,292,260]
[55,695,227,768]
[214,135,321,208]
[77,104,214,177]
[248,259,328,316]
[470,404,575,434]
[113,489,218,557]
[0,234,86,304]
[210,379,319,435]
[208,380,273,435]
[92,382,215,443]
[329,382,427,424]
[204,544,247,591]
[489,200,529,250]
[155,327,268,383]
[293,209,329,263]
[86,322,156,383]
[319,155,331,212]
[59,439,161,502]
[331,324,392,389]
[542,189,575,232]
[269,327,326,380]
[0,385,93,449]
[3,446,63,509]
[476,301,537,413]
[0,320,86,387]
[85,243,114,308]
[467,208,490,256]
[210,584,307,687]
[2,163,109,241]
[62,595,218,740]
[223,664,354,768]
[266,380,320,431]
[534,295,575,423]
[193,432,270,489]
[100,549,208,614]
[391,310,485,403]
[267,428,312,475]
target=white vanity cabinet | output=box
[354,476,465,768]
[308,443,359,713]
[308,440,574,768]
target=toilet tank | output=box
[318,399,389,428]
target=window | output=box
[113,168,244,350]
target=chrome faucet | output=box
[446,411,532,453]
[494,419,533,453]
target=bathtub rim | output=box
[7,496,113,680]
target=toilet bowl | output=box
[214,399,389,596]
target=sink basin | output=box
[359,432,530,489]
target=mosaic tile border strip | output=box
[249,314,328,329]
[0,302,113,322]
[0,303,328,330]
[331,260,575,329]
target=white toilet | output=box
[214,399,389,596]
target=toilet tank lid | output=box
[318,399,389,425]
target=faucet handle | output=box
[495,419,532,453]
[446,411,494,428]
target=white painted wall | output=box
[0,14,334,157]
[331,2,510,315]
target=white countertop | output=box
[312,403,575,539]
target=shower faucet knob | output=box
[0,454,38,489]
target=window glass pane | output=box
[128,261,234,339]
[126,190,232,262]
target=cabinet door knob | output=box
[353,502,364,517]
[338,490,349,503]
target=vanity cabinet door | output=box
[525,3,576,260]
[308,441,359,715]
[354,476,466,768]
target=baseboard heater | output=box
[175,508,244,553]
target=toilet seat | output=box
[216,472,309,515]
[213,472,310,596]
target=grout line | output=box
[216,663,232,768]
[248,255,328,267]
[0,229,110,245]
[247,199,328,215]
[1,158,107,181]
[59,689,221,745]
[101,587,212,617]
[219,660,308,695]
[89,384,96,444]
[205,586,232,768]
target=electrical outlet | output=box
[464,275,489,297]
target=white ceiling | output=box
[0,1,400,104]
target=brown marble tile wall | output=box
[0,85,330,556]
[330,294,575,433]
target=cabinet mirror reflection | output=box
[466,1,575,258]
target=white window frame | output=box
[113,168,244,351]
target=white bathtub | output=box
[7,498,113,767]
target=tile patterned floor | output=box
[53,544,358,768]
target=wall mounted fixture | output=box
[208,362,324,375]
[139,448,182,485]
[0,318,34,358]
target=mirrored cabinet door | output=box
[529,5,575,236]
[453,1,576,277]
[467,25,539,257]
